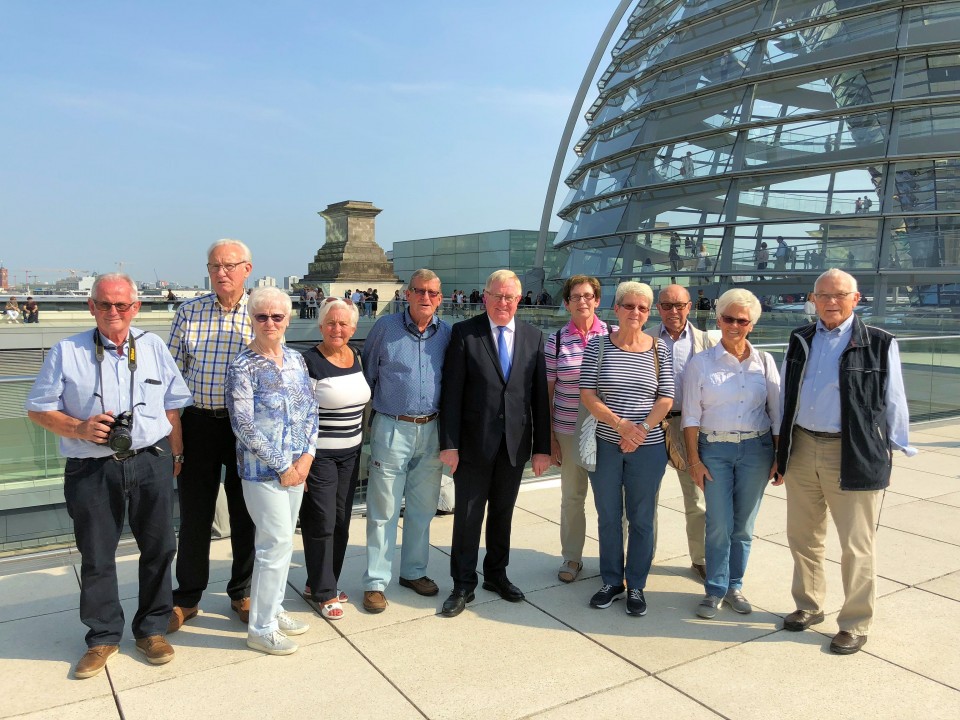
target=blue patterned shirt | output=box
[361,309,451,416]
[226,347,319,482]
[168,292,253,410]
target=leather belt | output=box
[700,430,768,443]
[797,426,841,439]
[391,413,438,424]
[112,447,148,461]
[185,406,230,419]
[667,411,682,418]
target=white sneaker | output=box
[247,630,298,655]
[276,611,309,636]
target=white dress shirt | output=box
[488,317,516,361]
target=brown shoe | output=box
[363,590,388,613]
[167,605,199,634]
[135,635,175,665]
[398,576,439,596]
[830,631,867,655]
[231,597,250,623]
[75,645,119,679]
[691,563,707,582]
[782,609,825,632]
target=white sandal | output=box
[321,601,344,621]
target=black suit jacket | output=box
[439,313,551,468]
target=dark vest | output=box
[777,314,894,490]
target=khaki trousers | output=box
[785,428,881,635]
[653,418,706,566]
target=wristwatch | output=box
[173,454,185,463]
[640,421,651,431]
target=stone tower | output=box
[301,200,400,283]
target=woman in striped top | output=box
[580,282,674,617]
[544,275,614,584]
[299,298,371,620]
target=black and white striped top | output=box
[301,346,371,451]
[579,335,675,445]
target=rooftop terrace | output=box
[2,420,959,719]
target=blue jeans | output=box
[590,439,667,589]
[363,414,443,591]
[699,432,774,598]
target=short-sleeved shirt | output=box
[301,346,371,451]
[579,335,674,445]
[544,317,613,435]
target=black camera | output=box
[108,411,134,452]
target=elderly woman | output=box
[580,281,674,616]
[545,275,615,584]
[299,298,370,620]
[226,286,318,655]
[682,289,780,619]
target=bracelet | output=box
[687,460,703,469]
[615,418,623,431]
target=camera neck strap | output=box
[93,329,141,417]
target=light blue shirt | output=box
[656,322,694,412]
[787,314,915,456]
[225,347,319,482]
[362,309,451,416]
[25,326,193,458]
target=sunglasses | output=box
[409,288,441,298]
[618,303,650,313]
[720,315,751,326]
[92,301,136,313]
[253,313,286,323]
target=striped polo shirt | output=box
[544,316,614,435]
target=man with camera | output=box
[26,274,192,679]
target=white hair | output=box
[815,268,858,293]
[248,286,292,315]
[317,297,359,327]
[207,238,252,262]
[614,281,653,307]
[91,273,138,301]
[715,288,761,323]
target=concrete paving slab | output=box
[914,424,960,440]
[879,499,960,545]
[886,466,960,499]
[526,569,781,674]
[893,448,960,479]
[0,609,114,719]
[930,491,960,507]
[660,631,960,720]
[909,432,960,457]
[869,588,960,689]
[107,580,337,692]
[528,676,718,719]
[0,564,78,622]
[116,637,423,720]
[350,599,643,720]
[9,696,120,720]
[918,570,960,601]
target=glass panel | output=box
[744,111,889,170]
[891,159,960,213]
[456,234,479,253]
[905,2,960,47]
[560,239,625,279]
[897,104,960,155]
[617,180,728,233]
[902,53,960,99]
[882,214,960,270]
[558,195,630,241]
[731,166,882,221]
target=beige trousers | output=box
[652,418,706,565]
[785,428,881,635]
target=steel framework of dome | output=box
[547,0,960,311]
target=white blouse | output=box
[681,343,781,434]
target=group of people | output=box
[25,241,914,678]
[5,296,39,323]
[298,286,325,319]
[348,287,379,317]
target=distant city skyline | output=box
[0,2,617,287]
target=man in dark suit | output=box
[439,269,552,617]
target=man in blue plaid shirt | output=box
[166,239,256,632]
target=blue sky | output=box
[0,1,618,287]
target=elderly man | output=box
[439,269,552,617]
[360,269,451,613]
[777,269,914,655]
[167,239,256,631]
[647,284,716,581]
[26,274,192,678]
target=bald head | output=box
[658,284,690,304]
[656,284,693,336]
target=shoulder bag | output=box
[652,340,686,471]
[576,336,605,472]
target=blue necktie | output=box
[497,325,512,381]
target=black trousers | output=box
[173,411,255,607]
[450,436,524,592]
[64,439,175,647]
[300,445,360,603]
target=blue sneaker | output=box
[589,584,625,609]
[626,588,647,616]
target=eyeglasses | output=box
[658,302,691,311]
[568,293,596,303]
[206,262,248,274]
[814,291,855,302]
[485,291,519,303]
[720,315,752,326]
[409,288,441,299]
[618,303,650,313]
[92,301,136,313]
[253,314,286,323]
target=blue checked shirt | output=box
[361,309,451,417]
[226,347,319,482]
[168,293,253,409]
